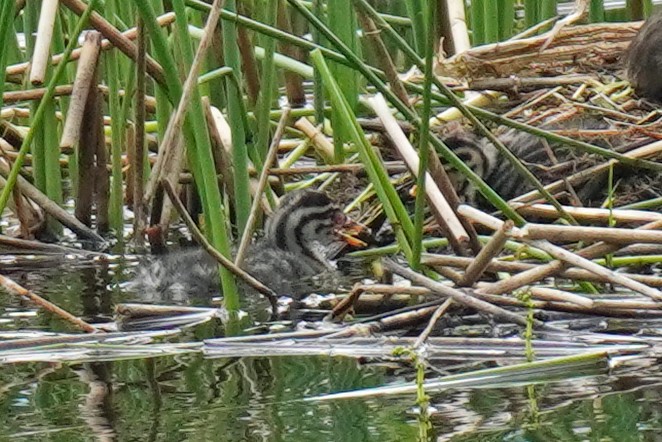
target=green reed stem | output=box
[222,0,251,234]
[589,0,605,22]
[620,196,662,210]
[470,0,486,45]
[404,0,426,53]
[0,0,99,216]
[626,0,646,19]
[186,0,354,67]
[328,0,359,163]
[539,0,557,20]
[303,0,525,224]
[411,0,435,270]
[172,0,240,308]
[43,98,63,235]
[483,0,499,43]
[312,0,326,127]
[524,0,539,28]
[255,1,278,163]
[0,1,16,107]
[498,0,515,40]
[105,0,127,234]
[311,50,414,260]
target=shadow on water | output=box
[1,258,662,441]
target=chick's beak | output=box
[335,216,370,248]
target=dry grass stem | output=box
[384,259,542,328]
[459,205,662,300]
[527,287,594,307]
[370,94,470,250]
[0,274,98,333]
[235,107,291,267]
[59,0,166,85]
[437,22,640,79]
[6,12,176,78]
[60,31,102,151]
[520,224,662,244]
[512,203,662,224]
[294,117,334,162]
[458,220,512,287]
[29,0,60,85]
[414,299,453,347]
[421,254,662,287]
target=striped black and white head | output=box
[442,129,498,205]
[440,126,550,205]
[265,190,347,268]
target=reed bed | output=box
[0,0,661,415]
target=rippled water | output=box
[2,256,662,440]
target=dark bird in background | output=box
[626,9,662,102]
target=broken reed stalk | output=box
[0,234,105,256]
[160,179,279,314]
[3,84,159,113]
[28,0,58,85]
[143,2,224,206]
[518,223,662,244]
[383,259,544,329]
[75,54,106,231]
[421,254,662,287]
[414,298,453,348]
[370,94,470,253]
[276,5,306,107]
[326,303,443,338]
[459,205,662,300]
[346,284,662,317]
[436,22,640,79]
[0,0,98,224]
[526,287,594,308]
[499,216,662,293]
[294,117,334,163]
[94,81,110,234]
[6,12,175,79]
[59,0,166,86]
[0,274,97,333]
[0,158,103,243]
[235,107,291,267]
[458,220,512,287]
[356,10,410,106]
[143,0,230,237]
[132,15,147,247]
[60,32,102,154]
[202,99,235,201]
[511,203,662,224]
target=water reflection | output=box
[3,352,662,440]
[3,257,662,440]
[0,355,398,441]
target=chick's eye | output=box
[332,211,346,226]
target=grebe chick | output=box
[128,190,354,303]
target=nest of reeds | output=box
[318,20,662,338]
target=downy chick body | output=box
[128,190,350,303]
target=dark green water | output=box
[2,352,661,441]
[1,257,662,441]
